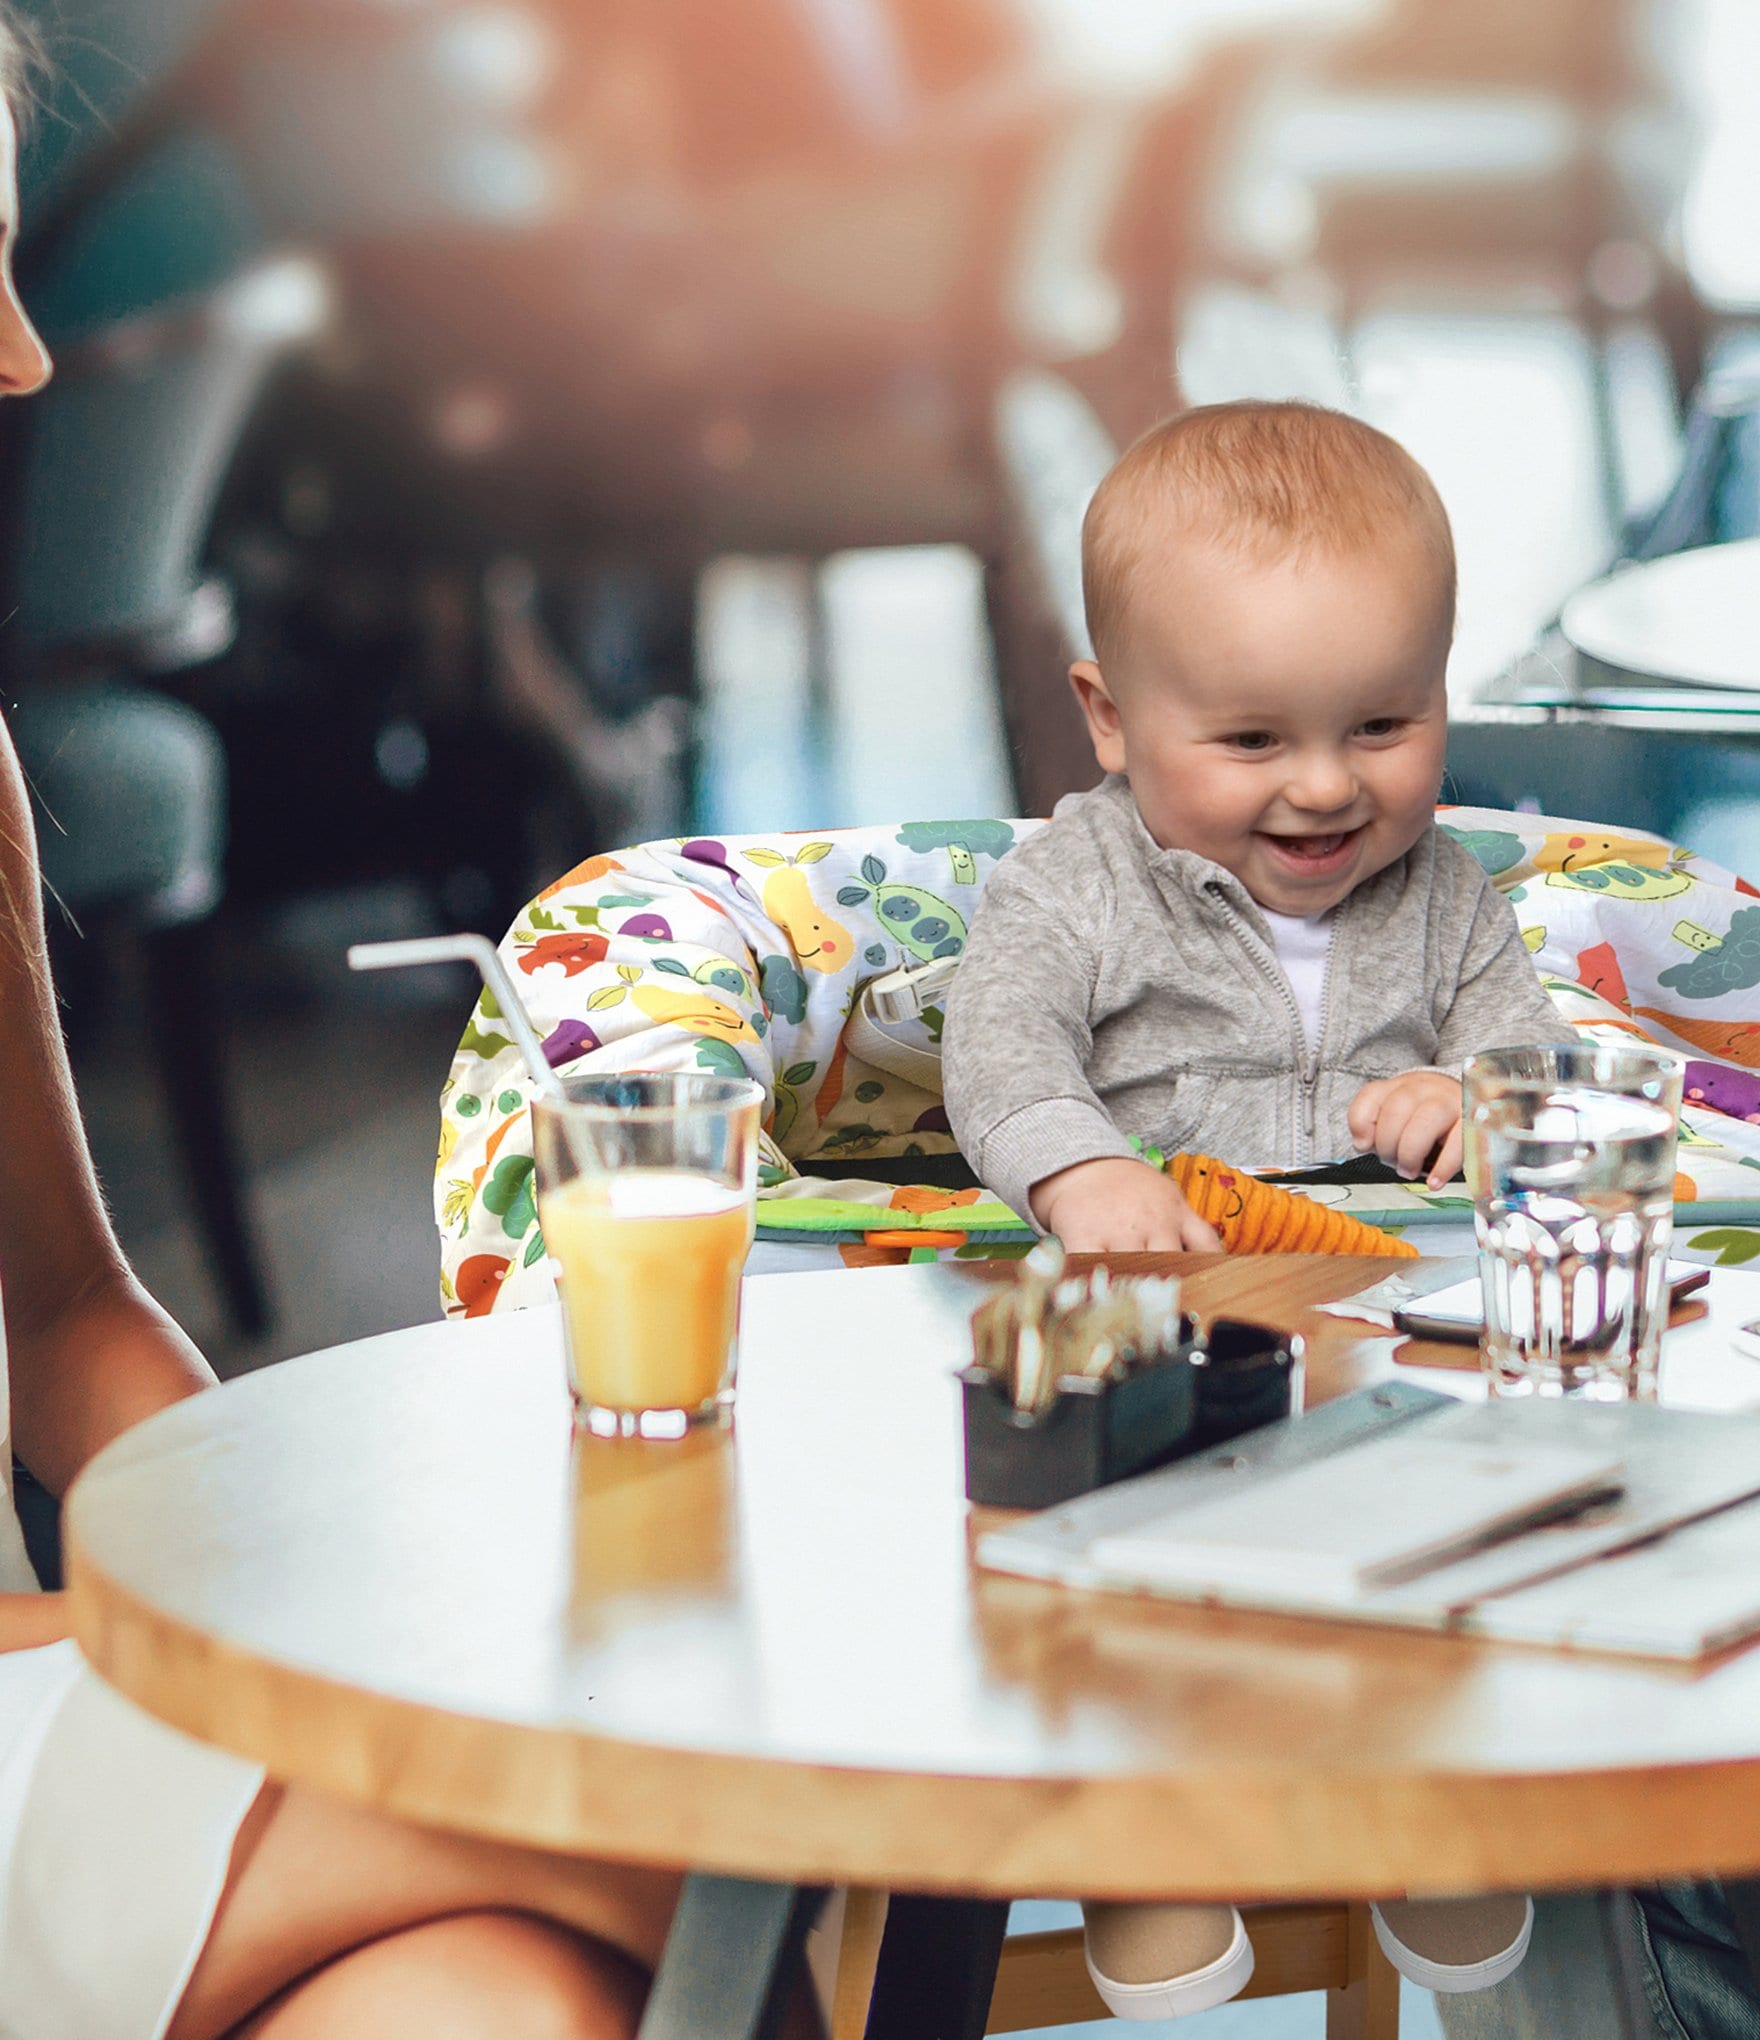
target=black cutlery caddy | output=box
[1190,1317,1304,1451]
[961,1315,1301,1510]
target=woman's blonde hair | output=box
[0,4,46,133]
[0,2,52,989]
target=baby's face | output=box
[1072,533,1450,916]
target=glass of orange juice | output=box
[532,1073,762,1436]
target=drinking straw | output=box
[348,935,567,1103]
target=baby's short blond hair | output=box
[1080,400,1455,669]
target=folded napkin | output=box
[1311,1272,1428,1330]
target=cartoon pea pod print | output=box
[1543,861,1693,902]
[837,855,966,961]
[651,952,757,1000]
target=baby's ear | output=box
[1069,661,1127,775]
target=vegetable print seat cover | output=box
[437,808,1760,1316]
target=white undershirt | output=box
[1260,907,1334,1048]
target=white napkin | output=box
[1311,1271,1427,1330]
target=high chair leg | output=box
[1327,1902,1402,2040]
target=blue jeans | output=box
[1434,1886,1760,2040]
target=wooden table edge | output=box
[67,1541,1760,1900]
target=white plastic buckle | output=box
[864,954,962,1025]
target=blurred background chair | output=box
[0,257,329,1341]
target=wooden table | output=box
[63,1255,1760,2035]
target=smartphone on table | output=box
[1392,1263,1710,1344]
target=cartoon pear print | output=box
[1534,830,1677,873]
[630,984,763,1044]
[582,964,764,1044]
[742,843,855,973]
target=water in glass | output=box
[1474,1084,1676,1399]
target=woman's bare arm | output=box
[0,718,214,1506]
[0,1589,66,1647]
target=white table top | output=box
[1561,539,1760,692]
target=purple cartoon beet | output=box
[681,838,754,900]
[620,912,673,940]
[914,1105,951,1134]
[542,1018,601,1068]
[1683,1058,1760,1124]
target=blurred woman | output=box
[0,12,806,2035]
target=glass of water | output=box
[1464,1045,1683,1400]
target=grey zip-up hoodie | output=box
[943,776,1563,1224]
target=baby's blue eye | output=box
[1359,718,1402,738]
[1230,732,1275,751]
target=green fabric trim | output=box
[1343,1206,1470,1227]
[756,1228,1037,1246]
[755,1196,1030,1237]
[1344,1199,1760,1228]
[756,1186,1760,1239]
[1658,1201,1760,1225]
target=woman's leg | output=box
[166,1784,683,2040]
[232,1912,648,2040]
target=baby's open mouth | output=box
[1258,827,1364,871]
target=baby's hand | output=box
[1029,1157,1223,1252]
[1348,1071,1463,1189]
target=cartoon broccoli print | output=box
[1439,826,1526,877]
[1661,907,1760,997]
[894,820,1016,886]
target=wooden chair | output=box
[827,1890,1401,2039]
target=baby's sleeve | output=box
[941,856,1137,1225]
[1432,861,1567,1070]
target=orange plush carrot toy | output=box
[1167,1152,1420,1259]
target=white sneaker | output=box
[1082,1901,1255,2020]
[1371,1895,1534,1994]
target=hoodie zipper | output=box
[1306,940,1335,1148]
[1209,885,1323,1163]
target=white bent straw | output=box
[347,934,568,1103]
